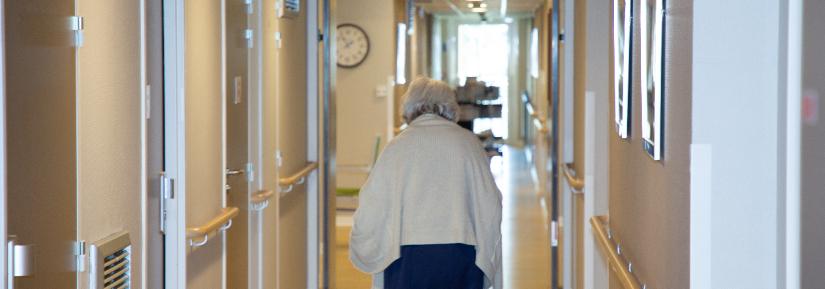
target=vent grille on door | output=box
[279,0,300,18]
[90,231,131,289]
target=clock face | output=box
[337,24,370,68]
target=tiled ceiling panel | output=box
[415,0,545,16]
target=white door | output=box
[163,0,234,288]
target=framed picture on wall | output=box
[613,0,632,139]
[641,0,665,160]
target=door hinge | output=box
[274,32,282,49]
[7,235,34,280]
[245,0,254,14]
[275,150,283,168]
[145,85,152,119]
[245,162,255,183]
[159,172,175,234]
[551,221,559,247]
[275,0,283,17]
[318,31,324,42]
[69,16,85,47]
[245,29,254,48]
[74,240,86,272]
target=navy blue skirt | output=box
[384,243,485,289]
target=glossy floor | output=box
[334,146,552,288]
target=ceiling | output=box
[415,0,545,17]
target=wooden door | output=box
[5,0,77,287]
[225,0,252,287]
[163,0,233,287]
[276,1,311,287]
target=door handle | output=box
[225,168,245,176]
[225,168,247,192]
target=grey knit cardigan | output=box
[349,114,503,289]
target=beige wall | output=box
[607,0,692,288]
[335,0,396,189]
[76,0,144,288]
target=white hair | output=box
[402,77,459,123]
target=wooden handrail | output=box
[590,216,643,289]
[187,207,239,240]
[522,93,549,133]
[278,162,319,186]
[533,117,549,133]
[563,162,584,192]
[250,189,275,204]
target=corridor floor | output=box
[335,146,552,288]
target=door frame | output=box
[306,0,321,288]
[0,0,7,283]
[785,0,802,287]
[163,0,230,287]
[319,0,337,287]
[549,1,561,288]
[162,0,188,287]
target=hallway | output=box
[335,147,551,288]
[1,0,823,288]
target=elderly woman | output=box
[350,76,503,289]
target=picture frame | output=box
[641,0,665,160]
[613,0,633,139]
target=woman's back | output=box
[350,77,502,289]
[384,113,487,246]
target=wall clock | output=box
[337,23,370,68]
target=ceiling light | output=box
[471,7,487,12]
[467,1,486,9]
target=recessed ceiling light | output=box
[467,1,485,8]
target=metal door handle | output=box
[226,169,246,192]
[225,168,245,176]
